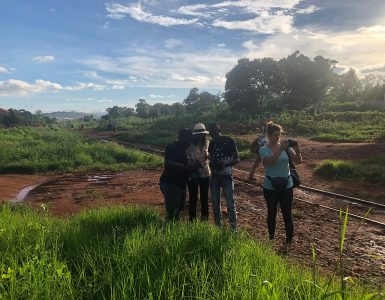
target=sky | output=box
[0,0,385,113]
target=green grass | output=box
[314,155,385,182]
[0,204,381,299]
[274,110,385,143]
[0,127,162,173]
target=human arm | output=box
[164,146,197,173]
[260,144,285,166]
[225,138,240,167]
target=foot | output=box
[278,243,292,255]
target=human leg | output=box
[248,154,261,180]
[278,188,294,243]
[199,177,210,221]
[210,175,222,227]
[160,181,184,220]
[222,176,237,230]
[187,179,199,221]
[263,189,279,240]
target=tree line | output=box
[2,51,384,128]
[104,51,385,124]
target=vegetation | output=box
[0,127,162,173]
[314,154,385,183]
[0,204,381,299]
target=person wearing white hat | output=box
[186,123,211,221]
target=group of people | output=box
[159,121,302,251]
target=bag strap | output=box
[285,148,296,170]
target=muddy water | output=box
[10,185,38,203]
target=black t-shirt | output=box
[160,141,189,188]
[208,136,237,176]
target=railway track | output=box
[96,137,385,229]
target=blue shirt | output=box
[259,146,293,190]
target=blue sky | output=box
[1,0,385,113]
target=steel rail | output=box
[233,178,385,228]
[233,167,385,210]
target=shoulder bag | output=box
[285,149,301,188]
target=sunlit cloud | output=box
[32,55,55,63]
[0,79,63,96]
[0,79,106,97]
[212,13,294,34]
[297,5,318,14]
[243,24,385,75]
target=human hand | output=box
[281,141,289,150]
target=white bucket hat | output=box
[193,123,209,135]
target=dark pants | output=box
[263,188,294,243]
[187,177,210,221]
[160,181,185,220]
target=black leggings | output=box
[187,177,210,221]
[263,188,294,243]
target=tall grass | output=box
[0,127,162,173]
[314,155,385,183]
[0,205,382,299]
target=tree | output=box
[225,57,285,115]
[183,87,200,113]
[135,99,151,123]
[183,88,221,114]
[281,51,337,110]
[339,68,360,101]
[170,102,186,117]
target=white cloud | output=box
[297,5,318,14]
[177,4,210,17]
[243,24,385,75]
[0,79,63,96]
[32,55,55,63]
[77,47,238,88]
[111,85,125,90]
[106,1,318,34]
[164,38,183,49]
[0,66,9,73]
[149,94,164,98]
[0,79,106,96]
[106,2,199,26]
[217,43,226,47]
[213,13,294,34]
[65,82,106,91]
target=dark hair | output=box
[178,128,192,141]
[266,121,282,137]
[207,123,221,132]
[192,133,206,145]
